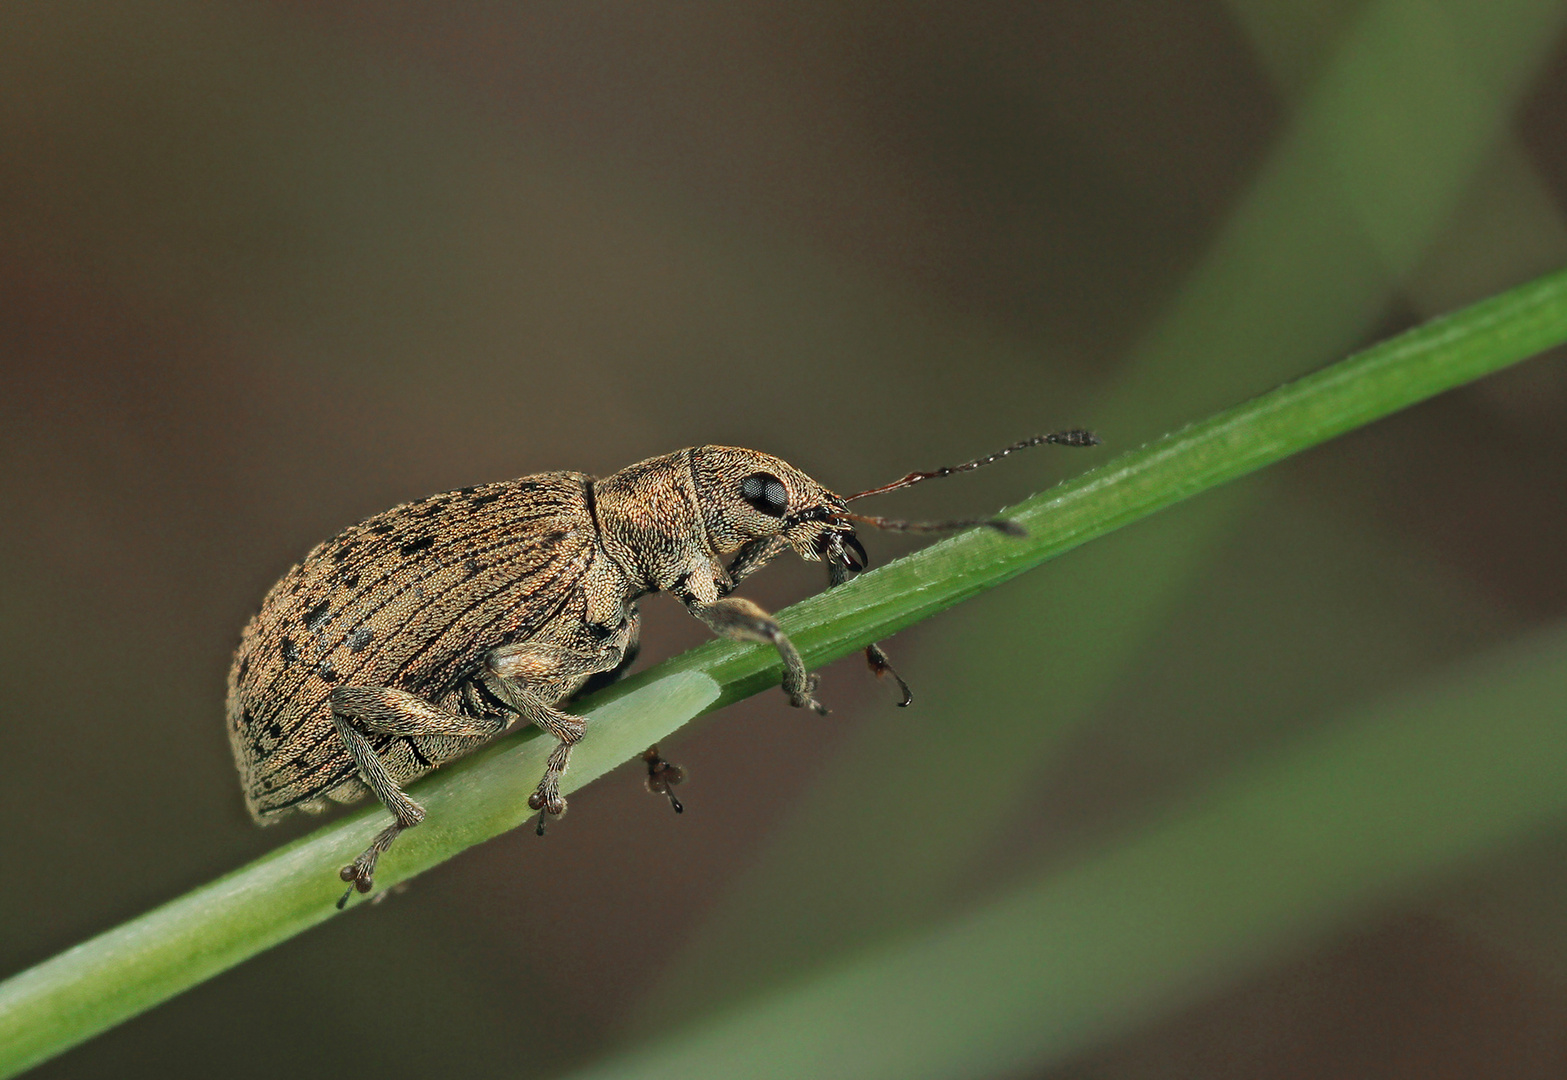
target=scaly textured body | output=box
[229,447,851,904]
[227,434,1096,905]
[228,472,628,819]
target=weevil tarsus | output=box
[865,643,914,707]
[643,745,685,813]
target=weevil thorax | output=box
[592,447,854,591]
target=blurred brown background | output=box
[6,2,1567,1077]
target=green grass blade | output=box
[567,617,1567,1080]
[0,674,721,1079]
[637,0,1567,1025]
[3,265,1567,1076]
[659,262,1567,699]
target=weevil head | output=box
[688,446,864,571]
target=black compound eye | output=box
[740,472,789,517]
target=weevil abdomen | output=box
[227,471,627,820]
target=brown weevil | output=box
[226,432,1097,906]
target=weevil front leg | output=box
[331,686,511,905]
[826,546,913,706]
[686,594,827,715]
[725,535,790,591]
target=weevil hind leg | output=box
[331,712,425,907]
[330,686,510,905]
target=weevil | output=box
[226,433,1097,906]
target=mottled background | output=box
[7,2,1567,1077]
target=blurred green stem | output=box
[643,0,1567,1025]
[571,609,1567,1080]
[3,265,1567,1077]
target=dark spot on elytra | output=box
[237,655,250,681]
[241,707,255,728]
[317,660,338,683]
[331,543,356,564]
[340,572,360,590]
[465,559,484,578]
[281,637,300,665]
[303,600,332,632]
[371,522,395,535]
[266,720,284,740]
[347,626,373,652]
[399,535,435,556]
[468,492,503,509]
[459,486,477,495]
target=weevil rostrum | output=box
[227,433,1097,905]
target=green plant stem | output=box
[640,0,1567,1022]
[3,266,1567,1077]
[571,615,1567,1080]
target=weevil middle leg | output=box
[487,640,626,833]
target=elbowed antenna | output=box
[835,511,1027,536]
[833,429,1100,536]
[821,429,1099,709]
[842,429,1099,503]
